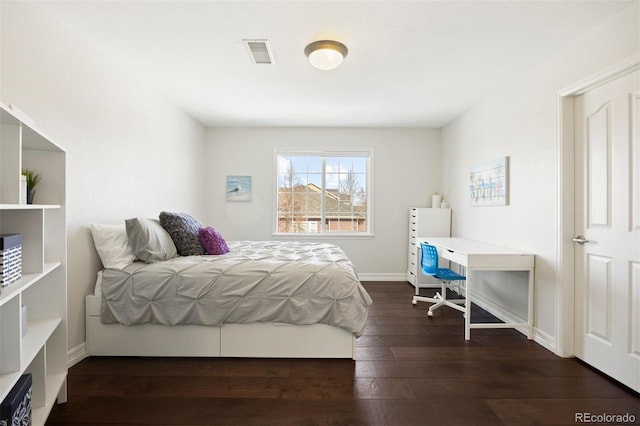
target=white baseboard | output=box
[532,327,557,354]
[67,342,88,368]
[358,273,407,281]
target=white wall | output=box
[440,2,639,351]
[205,127,441,276]
[0,2,207,355]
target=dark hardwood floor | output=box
[47,282,639,425]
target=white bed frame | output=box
[85,293,357,359]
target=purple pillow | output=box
[198,227,229,255]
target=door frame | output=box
[555,54,639,357]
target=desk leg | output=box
[465,271,471,340]
[527,267,535,340]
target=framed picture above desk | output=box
[418,237,535,340]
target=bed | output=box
[85,229,372,359]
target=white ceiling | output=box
[39,0,633,128]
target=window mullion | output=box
[321,156,326,233]
[292,182,296,232]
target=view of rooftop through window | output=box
[276,151,371,234]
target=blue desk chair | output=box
[412,242,467,317]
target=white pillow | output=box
[90,223,137,269]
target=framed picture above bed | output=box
[226,175,252,202]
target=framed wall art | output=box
[469,156,509,206]
[226,175,252,202]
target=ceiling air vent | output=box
[243,39,273,64]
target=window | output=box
[275,148,373,235]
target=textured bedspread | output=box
[100,241,372,335]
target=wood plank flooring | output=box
[47,282,639,425]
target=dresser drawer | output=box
[409,240,418,255]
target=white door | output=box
[574,69,640,392]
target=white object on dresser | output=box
[406,207,451,292]
[0,103,67,426]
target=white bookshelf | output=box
[0,103,67,425]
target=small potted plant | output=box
[21,168,41,204]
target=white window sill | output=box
[272,232,375,240]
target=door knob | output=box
[572,235,590,245]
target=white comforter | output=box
[100,241,372,335]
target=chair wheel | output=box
[427,310,433,317]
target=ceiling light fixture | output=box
[304,40,348,71]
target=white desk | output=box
[418,237,535,340]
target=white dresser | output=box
[406,207,451,289]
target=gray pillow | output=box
[159,211,205,256]
[125,218,178,263]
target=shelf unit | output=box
[406,207,451,291]
[0,103,67,425]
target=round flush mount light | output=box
[304,40,348,71]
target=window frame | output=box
[273,147,374,238]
